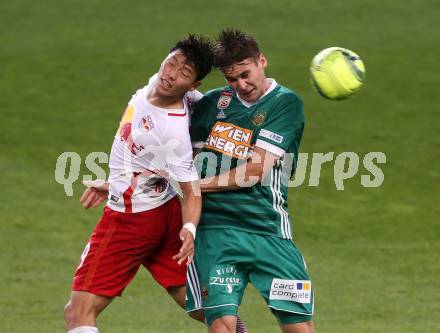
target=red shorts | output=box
[72,196,186,297]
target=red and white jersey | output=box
[107,75,202,213]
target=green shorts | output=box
[186,228,314,326]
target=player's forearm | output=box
[200,173,241,192]
[200,163,264,193]
[181,195,201,229]
[180,182,202,227]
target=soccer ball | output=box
[310,47,365,100]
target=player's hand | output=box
[172,228,194,266]
[80,180,109,209]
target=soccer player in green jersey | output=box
[185,29,315,333]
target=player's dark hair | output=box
[214,28,261,69]
[171,34,215,81]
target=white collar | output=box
[236,78,277,108]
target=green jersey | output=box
[191,80,304,239]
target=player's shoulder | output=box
[262,84,304,122]
[203,86,234,99]
[184,89,203,105]
[128,83,150,108]
[270,84,304,119]
[129,73,159,104]
[273,84,303,106]
[192,86,232,119]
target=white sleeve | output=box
[255,139,286,157]
[164,122,199,182]
[187,89,204,103]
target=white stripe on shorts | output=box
[186,261,202,310]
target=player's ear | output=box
[190,80,202,91]
[259,53,268,69]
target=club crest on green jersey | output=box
[252,110,267,126]
[217,90,233,110]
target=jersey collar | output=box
[235,78,278,108]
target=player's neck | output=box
[263,77,271,93]
[148,87,185,110]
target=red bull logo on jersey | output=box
[269,279,312,304]
[117,106,144,155]
[140,115,154,131]
[119,122,132,141]
[117,106,134,137]
[205,121,253,159]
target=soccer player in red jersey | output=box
[64,35,212,333]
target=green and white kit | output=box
[186,80,313,325]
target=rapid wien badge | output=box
[252,110,267,126]
[217,90,233,110]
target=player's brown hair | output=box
[214,28,261,69]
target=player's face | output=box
[156,50,200,97]
[221,54,268,103]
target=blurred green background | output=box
[1,0,439,332]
